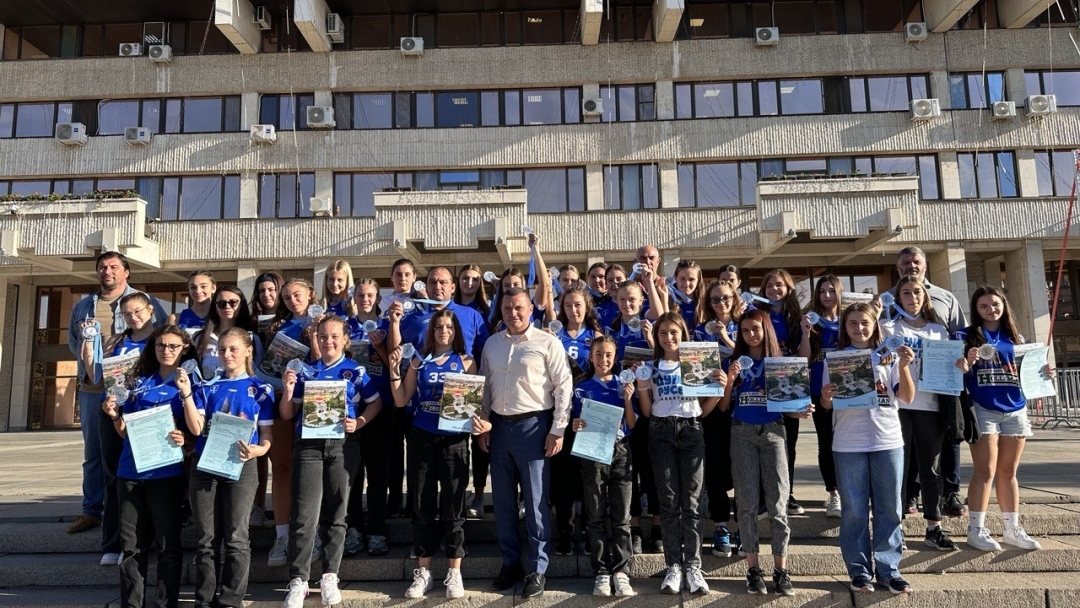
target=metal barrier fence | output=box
[1028,369,1080,428]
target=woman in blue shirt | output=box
[321,260,357,319]
[169,270,216,333]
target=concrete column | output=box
[585,254,606,271]
[214,0,262,54]
[237,263,259,299]
[938,151,962,200]
[580,0,603,45]
[314,259,328,301]
[1004,241,1051,352]
[929,71,951,109]
[1005,68,1028,104]
[655,80,674,120]
[585,164,604,211]
[0,278,9,431]
[923,0,981,32]
[239,173,259,218]
[1015,148,1040,198]
[313,90,333,108]
[982,257,1003,287]
[241,91,260,130]
[999,0,1053,28]
[658,161,679,209]
[294,0,332,53]
[7,282,35,431]
[652,0,685,43]
[928,246,970,315]
[314,170,333,201]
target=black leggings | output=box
[629,417,660,519]
[702,408,733,523]
[811,396,837,492]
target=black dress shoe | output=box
[491,564,524,591]
[521,573,546,599]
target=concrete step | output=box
[10,503,1080,554]
[3,573,1080,607]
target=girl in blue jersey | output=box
[721,309,809,596]
[169,270,216,333]
[719,264,748,318]
[321,260,356,319]
[387,308,479,599]
[454,264,491,318]
[954,285,1050,552]
[279,315,382,608]
[558,264,582,293]
[820,303,916,595]
[554,285,603,377]
[693,280,739,351]
[100,325,197,608]
[669,260,705,328]
[637,312,725,596]
[586,262,611,314]
[798,275,844,519]
[194,286,259,380]
[186,328,274,608]
[571,335,639,597]
[596,264,628,328]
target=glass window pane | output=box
[694,82,735,117]
[141,99,161,132]
[1025,72,1041,96]
[873,156,916,175]
[183,98,222,132]
[72,179,94,195]
[603,166,620,210]
[758,81,778,115]
[525,169,568,213]
[849,77,868,112]
[354,93,393,129]
[333,93,352,129]
[415,171,437,191]
[162,177,179,220]
[179,177,222,220]
[15,103,54,137]
[96,179,136,191]
[617,86,636,121]
[351,173,393,216]
[1045,71,1080,106]
[568,167,585,212]
[522,89,561,125]
[918,155,940,200]
[949,74,968,109]
[437,91,478,128]
[507,170,523,187]
[504,90,521,125]
[0,105,15,138]
[958,153,976,198]
[779,79,823,114]
[135,177,159,215]
[675,84,692,119]
[695,163,739,207]
[966,74,987,109]
[223,176,240,219]
[1035,152,1054,197]
[10,180,50,196]
[297,174,315,217]
[481,91,500,126]
[440,170,480,185]
[259,175,276,217]
[394,92,411,128]
[1052,150,1074,196]
[480,170,505,189]
[224,96,241,131]
[56,103,73,124]
[333,174,352,216]
[278,96,296,130]
[760,159,783,178]
[786,159,827,173]
[740,162,757,204]
[827,157,853,174]
[277,174,297,218]
[996,151,1017,197]
[97,100,139,135]
[679,164,695,207]
[621,164,641,210]
[909,76,928,100]
[987,72,1005,104]
[975,152,998,198]
[599,87,615,122]
[642,164,659,209]
[416,93,434,128]
[866,77,909,111]
[164,99,182,133]
[563,88,580,123]
[396,173,412,188]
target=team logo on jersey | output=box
[248,386,256,398]
[584,337,593,347]
[450,362,459,371]
[343,370,353,380]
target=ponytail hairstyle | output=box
[963,285,1023,352]
[454,264,490,317]
[217,326,257,377]
[808,274,844,362]
[608,280,645,332]
[270,278,317,333]
[583,333,619,379]
[760,268,803,353]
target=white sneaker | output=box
[660,564,682,594]
[593,574,612,596]
[444,568,465,599]
[967,526,1002,551]
[283,577,309,608]
[613,572,636,597]
[1003,524,1042,550]
[685,566,710,595]
[268,536,289,567]
[250,505,268,528]
[100,552,121,566]
[825,493,842,518]
[320,573,342,606]
[405,567,434,599]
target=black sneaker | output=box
[491,564,524,591]
[887,577,912,595]
[904,496,918,515]
[924,527,958,551]
[745,566,767,595]
[649,525,664,554]
[555,532,572,556]
[772,567,794,596]
[522,573,546,599]
[630,528,644,554]
[849,575,874,593]
[943,492,968,517]
[786,497,804,515]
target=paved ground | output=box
[2,423,1079,520]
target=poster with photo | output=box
[764,357,811,412]
[300,380,347,439]
[679,341,724,396]
[825,349,877,410]
[438,373,486,433]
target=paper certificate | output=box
[918,339,965,396]
[620,346,653,373]
[679,342,725,397]
[258,332,310,379]
[1016,343,1056,399]
[102,350,141,397]
[438,373,485,433]
[825,350,877,410]
[301,380,348,439]
[570,399,625,465]
[196,412,258,481]
[123,404,183,473]
[765,357,811,412]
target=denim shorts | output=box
[973,403,1033,438]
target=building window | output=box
[600,85,656,122]
[1025,70,1080,106]
[334,88,583,129]
[1035,150,1077,197]
[850,75,929,112]
[603,164,660,210]
[142,176,242,221]
[259,173,316,218]
[677,162,756,207]
[958,152,1019,199]
[852,155,941,200]
[259,94,315,130]
[153,96,242,134]
[334,173,395,217]
[949,72,1006,109]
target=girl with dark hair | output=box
[670,260,706,328]
[454,264,491,317]
[170,271,216,332]
[194,286,258,379]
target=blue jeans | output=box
[489,410,552,575]
[79,390,105,517]
[833,448,904,584]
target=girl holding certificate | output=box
[279,316,381,608]
[321,260,357,319]
[169,270,216,331]
[720,308,802,596]
[819,303,916,595]
[798,275,843,519]
[187,328,274,608]
[387,309,479,599]
[571,335,638,597]
[670,261,705,327]
[454,264,491,317]
[636,312,725,596]
[880,276,958,551]
[954,286,1048,552]
[100,325,196,608]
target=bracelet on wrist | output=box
[180,392,192,400]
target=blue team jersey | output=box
[572,375,637,438]
[292,356,380,437]
[768,309,792,353]
[118,373,187,481]
[607,318,649,371]
[723,357,782,425]
[399,302,489,361]
[275,316,307,342]
[595,300,619,328]
[676,299,697,328]
[193,374,275,453]
[809,320,841,396]
[952,327,1025,413]
[692,319,737,350]
[326,298,350,318]
[556,327,595,375]
[346,317,393,410]
[110,335,147,358]
[412,353,468,435]
[177,308,208,330]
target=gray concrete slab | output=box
[0,587,118,608]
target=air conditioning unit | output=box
[991,100,1016,121]
[124,126,152,146]
[306,106,335,129]
[910,98,941,121]
[400,37,424,56]
[904,22,927,43]
[1027,94,1058,117]
[254,6,272,30]
[55,123,88,146]
[148,44,172,63]
[755,27,779,46]
[582,98,604,116]
[310,196,334,217]
[250,124,277,143]
[326,13,344,43]
[119,42,142,56]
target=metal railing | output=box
[1028,369,1080,428]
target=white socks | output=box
[277,524,289,539]
[969,511,986,529]
[1002,512,1020,527]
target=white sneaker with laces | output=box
[100,552,121,566]
[825,493,842,518]
[1003,524,1042,550]
[268,536,289,567]
[660,564,682,594]
[967,526,1002,551]
[613,572,636,597]
[283,577,309,608]
[320,573,342,606]
[593,574,611,596]
[444,568,465,599]
[405,567,434,599]
[685,566,710,595]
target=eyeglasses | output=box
[155,343,185,352]
[216,299,241,309]
[121,306,148,319]
[710,296,733,305]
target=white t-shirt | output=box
[832,359,904,453]
[648,360,701,418]
[881,319,948,412]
